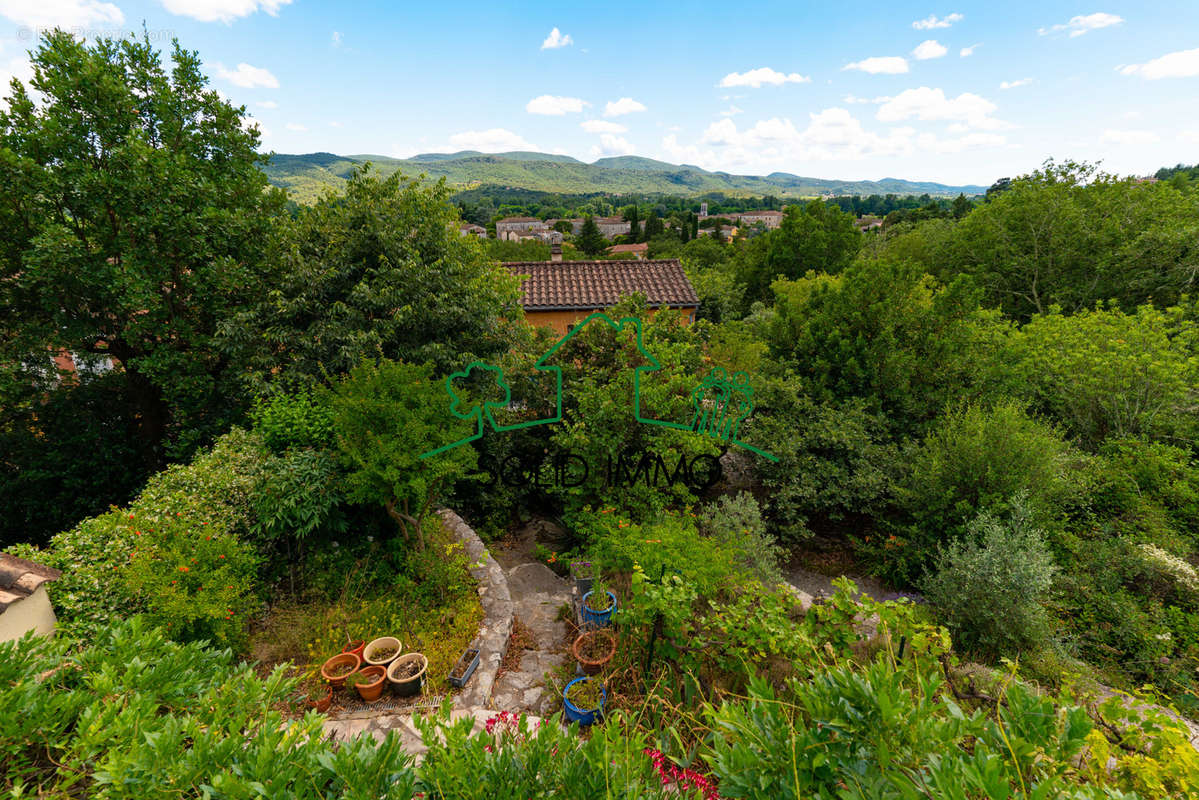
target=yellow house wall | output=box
[0,585,57,642]
[524,306,696,336]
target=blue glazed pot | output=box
[581,590,617,627]
[563,677,606,726]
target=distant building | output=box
[595,216,632,238]
[607,243,648,259]
[856,215,883,232]
[458,223,487,239]
[496,217,548,241]
[547,218,584,235]
[504,258,699,335]
[730,210,784,229]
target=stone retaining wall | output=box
[439,508,512,709]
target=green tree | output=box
[328,360,476,550]
[951,193,973,218]
[623,205,641,242]
[222,167,523,384]
[643,211,664,240]
[0,31,284,464]
[736,200,861,305]
[577,214,607,255]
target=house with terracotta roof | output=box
[504,258,699,335]
[458,223,487,239]
[606,242,648,259]
[0,553,61,642]
[595,216,632,238]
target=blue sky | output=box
[1,0,1197,184]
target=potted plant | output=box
[570,560,595,596]
[320,652,361,688]
[387,652,428,697]
[448,647,480,688]
[581,576,617,627]
[346,665,388,702]
[364,636,402,667]
[572,629,616,675]
[341,635,366,660]
[306,683,333,713]
[563,676,606,726]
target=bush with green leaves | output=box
[249,387,336,452]
[697,492,782,586]
[924,498,1057,657]
[884,400,1071,583]
[249,446,346,551]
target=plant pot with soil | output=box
[346,665,388,702]
[563,676,606,726]
[307,684,333,713]
[387,652,428,697]
[320,652,361,688]
[342,639,366,660]
[448,647,480,688]
[364,636,402,667]
[581,588,617,627]
[572,629,616,675]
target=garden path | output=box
[488,557,574,716]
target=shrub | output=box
[885,400,1070,582]
[923,498,1057,657]
[250,387,336,452]
[249,446,346,550]
[697,492,782,586]
[122,511,259,645]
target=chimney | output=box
[550,243,563,262]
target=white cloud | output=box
[877,87,1004,130]
[581,119,627,133]
[842,94,891,104]
[843,56,909,74]
[160,0,293,24]
[284,122,306,132]
[525,94,589,115]
[999,78,1034,89]
[590,134,634,157]
[541,27,573,49]
[0,0,123,27]
[215,62,279,89]
[913,12,963,30]
[719,105,744,116]
[604,97,647,116]
[331,31,341,46]
[960,43,980,57]
[1119,48,1199,79]
[0,56,33,109]
[718,67,811,88]
[255,100,277,108]
[448,128,538,152]
[912,40,948,60]
[1038,12,1123,38]
[1100,129,1160,145]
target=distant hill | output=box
[262,150,987,203]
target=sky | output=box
[0,0,1197,185]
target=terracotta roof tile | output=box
[0,553,61,615]
[504,259,698,311]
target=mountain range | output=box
[261,151,988,203]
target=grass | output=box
[247,522,484,695]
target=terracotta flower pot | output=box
[349,665,387,702]
[386,652,428,697]
[321,652,361,688]
[364,636,402,667]
[308,685,333,713]
[572,629,617,676]
[342,639,366,660]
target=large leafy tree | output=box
[0,31,284,464]
[221,167,523,384]
[735,200,861,306]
